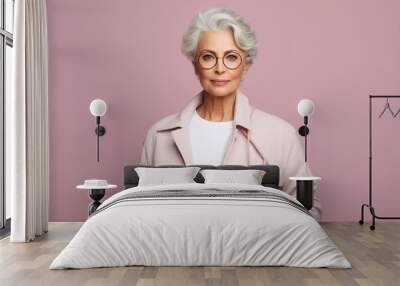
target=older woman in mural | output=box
[139,7,322,220]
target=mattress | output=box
[49,183,351,269]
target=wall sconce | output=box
[293,99,320,211]
[89,99,107,162]
[297,99,315,163]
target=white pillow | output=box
[200,169,266,185]
[135,167,201,186]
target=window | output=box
[0,0,14,234]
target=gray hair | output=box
[181,7,257,65]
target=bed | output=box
[49,164,351,269]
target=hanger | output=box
[378,97,395,118]
[393,105,400,118]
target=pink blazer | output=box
[139,89,322,220]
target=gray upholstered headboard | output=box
[124,164,281,190]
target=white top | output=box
[189,110,234,165]
[289,177,321,181]
[76,184,117,190]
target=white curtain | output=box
[7,0,49,242]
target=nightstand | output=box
[76,181,117,215]
[289,176,321,210]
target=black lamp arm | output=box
[298,116,310,163]
[94,116,106,162]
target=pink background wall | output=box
[46,0,400,222]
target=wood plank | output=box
[0,222,399,286]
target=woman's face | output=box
[193,29,251,98]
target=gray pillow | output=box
[200,169,266,185]
[135,167,201,186]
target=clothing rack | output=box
[359,95,400,230]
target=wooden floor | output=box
[0,222,399,286]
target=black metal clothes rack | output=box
[359,95,400,230]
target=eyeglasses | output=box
[196,51,243,70]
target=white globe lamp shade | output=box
[297,99,314,117]
[90,99,107,117]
